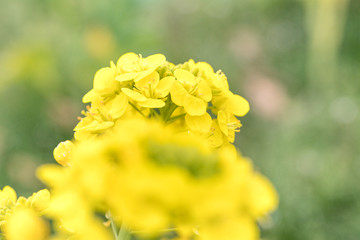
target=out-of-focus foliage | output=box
[0,0,359,239]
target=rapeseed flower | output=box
[4,208,49,240]
[38,118,277,240]
[8,52,276,240]
[0,186,50,239]
[65,53,250,148]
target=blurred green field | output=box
[1,0,359,239]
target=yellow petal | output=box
[116,52,139,68]
[185,113,212,133]
[117,52,139,63]
[115,72,138,82]
[82,89,99,103]
[74,130,95,141]
[229,94,250,117]
[208,121,224,148]
[108,93,128,119]
[93,67,117,92]
[53,140,74,167]
[73,116,93,131]
[36,164,64,188]
[87,121,114,132]
[248,174,278,217]
[0,186,17,203]
[144,53,166,68]
[228,129,235,143]
[196,79,212,102]
[135,71,160,92]
[174,69,195,85]
[134,69,155,82]
[121,88,147,102]
[183,95,207,116]
[110,60,116,68]
[217,110,228,136]
[75,119,114,132]
[170,81,190,107]
[138,98,165,108]
[31,189,51,212]
[155,76,175,98]
[213,71,229,90]
[5,208,49,240]
[196,61,214,73]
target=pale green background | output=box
[0,0,359,239]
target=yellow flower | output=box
[185,113,212,134]
[4,208,49,240]
[0,186,51,236]
[116,52,166,82]
[170,69,212,116]
[30,189,51,213]
[83,61,120,102]
[0,186,17,206]
[207,120,224,148]
[39,118,277,240]
[212,91,250,117]
[121,71,175,108]
[73,93,128,140]
[53,140,74,166]
[68,53,251,146]
[217,110,242,143]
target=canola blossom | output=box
[68,53,249,149]
[0,186,50,240]
[0,53,277,240]
[39,119,277,240]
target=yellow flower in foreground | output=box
[0,186,50,240]
[39,118,277,240]
[4,208,49,240]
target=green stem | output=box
[167,113,186,124]
[150,108,160,119]
[163,103,178,122]
[110,217,119,239]
[117,224,130,240]
[129,102,146,118]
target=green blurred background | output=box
[0,0,359,239]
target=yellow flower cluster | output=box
[39,119,277,240]
[2,53,277,240]
[54,53,250,167]
[0,186,50,240]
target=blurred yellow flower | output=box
[0,186,50,239]
[42,53,277,240]
[4,208,49,240]
[39,118,277,240]
[84,26,116,59]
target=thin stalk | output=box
[110,217,119,239]
[129,102,146,118]
[167,113,186,124]
[117,224,130,240]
